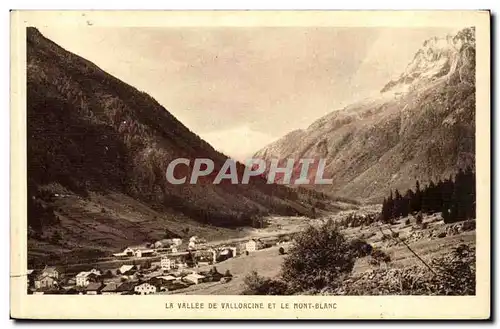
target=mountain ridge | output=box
[254,27,476,201]
[27,27,341,264]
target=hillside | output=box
[254,27,476,201]
[26,28,339,265]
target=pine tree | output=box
[393,189,402,219]
[411,180,422,213]
[387,191,394,222]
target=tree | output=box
[281,221,356,292]
[278,247,285,255]
[224,269,233,278]
[411,180,422,213]
[242,271,288,295]
[393,189,402,218]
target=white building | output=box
[246,239,263,252]
[184,272,206,285]
[118,265,136,275]
[172,238,182,246]
[134,248,155,258]
[113,247,134,257]
[157,275,177,282]
[75,271,100,287]
[134,282,158,295]
[160,257,174,270]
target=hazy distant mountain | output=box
[27,28,333,263]
[254,27,476,201]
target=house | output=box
[172,238,183,246]
[160,257,174,270]
[41,266,60,279]
[113,247,135,257]
[85,282,104,295]
[149,276,176,292]
[89,268,101,276]
[154,239,172,248]
[101,282,121,295]
[118,265,137,275]
[75,271,101,287]
[188,236,198,250]
[170,246,178,253]
[156,275,177,282]
[245,239,262,252]
[34,275,57,289]
[215,247,236,262]
[116,282,136,295]
[183,272,207,285]
[201,270,223,282]
[134,248,155,258]
[134,282,158,295]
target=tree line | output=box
[380,167,475,224]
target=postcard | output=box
[10,10,490,319]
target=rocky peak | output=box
[381,27,475,95]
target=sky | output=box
[38,26,459,161]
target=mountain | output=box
[26,28,337,265]
[254,27,476,202]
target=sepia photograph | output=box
[10,10,490,319]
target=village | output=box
[27,234,290,295]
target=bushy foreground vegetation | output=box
[331,244,475,295]
[243,221,475,296]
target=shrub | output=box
[422,222,429,229]
[278,247,285,255]
[371,248,391,263]
[280,221,356,292]
[462,220,476,231]
[391,232,400,239]
[437,232,447,238]
[349,238,373,258]
[405,218,411,225]
[224,269,233,278]
[242,271,288,295]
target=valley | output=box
[25,26,478,297]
